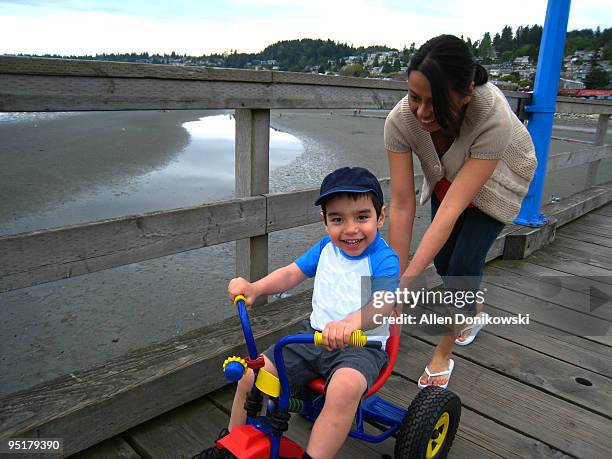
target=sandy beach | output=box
[1,108,611,397]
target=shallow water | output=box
[1,113,303,234]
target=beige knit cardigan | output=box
[384,82,537,224]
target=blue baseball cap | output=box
[315,167,383,206]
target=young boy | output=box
[194,167,399,459]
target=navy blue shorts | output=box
[431,193,505,312]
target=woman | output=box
[384,35,536,388]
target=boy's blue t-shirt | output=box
[295,232,399,346]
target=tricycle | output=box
[211,295,461,458]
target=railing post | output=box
[585,114,609,188]
[514,0,571,227]
[235,109,270,289]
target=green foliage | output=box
[499,74,519,83]
[584,63,610,89]
[602,41,612,61]
[339,63,365,77]
[477,32,493,63]
[259,39,355,71]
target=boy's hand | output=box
[228,277,259,305]
[322,319,358,351]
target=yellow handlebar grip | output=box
[349,330,367,347]
[313,330,366,347]
[233,295,247,307]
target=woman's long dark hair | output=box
[408,34,488,137]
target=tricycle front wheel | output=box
[394,386,461,459]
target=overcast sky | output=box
[1,0,610,56]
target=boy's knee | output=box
[326,368,367,403]
[238,355,278,392]
[237,368,255,392]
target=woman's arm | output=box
[387,150,417,273]
[403,158,499,279]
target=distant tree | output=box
[498,26,514,54]
[584,61,610,89]
[500,73,519,83]
[382,61,393,73]
[603,41,612,61]
[493,32,501,51]
[393,58,401,71]
[501,50,514,63]
[514,44,531,60]
[478,32,494,63]
[339,63,365,77]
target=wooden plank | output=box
[557,225,612,248]
[125,397,230,459]
[591,202,612,218]
[392,336,612,458]
[235,109,271,198]
[411,323,612,418]
[585,114,610,187]
[556,96,612,115]
[70,435,141,459]
[271,70,406,89]
[483,265,612,320]
[266,189,322,232]
[489,259,612,314]
[526,248,612,285]
[541,182,612,226]
[0,291,311,456]
[0,57,535,99]
[206,385,396,459]
[483,302,612,378]
[0,56,274,82]
[0,197,266,293]
[502,218,557,260]
[547,144,611,172]
[571,211,612,230]
[546,243,612,271]
[0,74,406,111]
[235,109,270,284]
[379,377,572,459]
[562,219,612,239]
[554,235,612,259]
[0,57,530,112]
[481,281,612,345]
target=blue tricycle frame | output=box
[215,295,461,459]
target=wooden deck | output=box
[74,203,612,458]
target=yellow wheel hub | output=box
[426,411,450,458]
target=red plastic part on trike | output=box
[217,425,303,459]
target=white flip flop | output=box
[418,359,455,389]
[455,312,489,346]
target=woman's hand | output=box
[322,319,358,351]
[228,277,259,305]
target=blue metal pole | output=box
[514,0,572,227]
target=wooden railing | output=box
[1,56,611,456]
